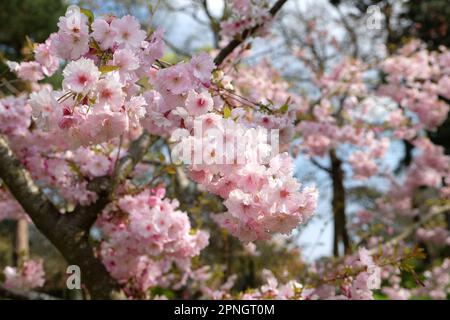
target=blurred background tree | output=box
[0,0,66,59]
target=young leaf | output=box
[99,65,120,74]
[279,104,289,113]
[223,105,231,119]
[80,8,94,25]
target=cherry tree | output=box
[0,0,449,300]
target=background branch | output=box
[213,0,289,66]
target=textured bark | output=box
[0,136,122,299]
[329,149,351,257]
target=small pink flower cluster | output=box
[140,53,215,137]
[171,115,318,241]
[0,190,27,222]
[241,269,303,300]
[8,10,165,149]
[2,260,46,291]
[0,95,32,136]
[220,0,272,39]
[97,187,209,295]
[303,248,381,300]
[416,227,450,247]
[412,258,450,299]
[379,40,450,130]
[227,60,305,147]
[212,152,318,242]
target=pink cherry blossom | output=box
[62,58,100,94]
[185,90,214,116]
[110,15,146,49]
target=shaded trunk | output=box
[329,150,351,257]
[12,218,29,266]
[0,136,122,299]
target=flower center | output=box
[77,74,88,85]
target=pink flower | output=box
[185,90,214,116]
[9,61,44,82]
[34,35,60,76]
[76,110,129,145]
[92,18,117,50]
[55,9,90,60]
[189,53,215,82]
[111,15,146,48]
[96,73,124,110]
[113,48,139,73]
[54,31,90,60]
[156,63,194,95]
[3,260,45,291]
[29,88,61,131]
[125,95,147,128]
[138,28,165,69]
[63,58,100,94]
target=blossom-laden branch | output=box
[0,1,294,299]
[75,131,157,230]
[213,0,289,66]
[368,204,450,255]
[0,135,124,299]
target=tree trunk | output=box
[0,136,122,299]
[329,150,351,257]
[12,218,29,266]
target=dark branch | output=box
[0,135,122,299]
[213,0,289,66]
[310,157,332,173]
[73,132,157,230]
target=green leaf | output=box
[223,105,231,119]
[80,8,94,24]
[279,104,289,113]
[163,166,177,175]
[99,65,120,74]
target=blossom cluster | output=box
[97,187,209,296]
[302,248,381,300]
[221,0,272,39]
[2,260,46,291]
[8,10,165,148]
[169,114,317,241]
[412,258,450,299]
[0,189,28,222]
[227,60,306,148]
[379,40,450,130]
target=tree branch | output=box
[213,0,289,66]
[0,135,122,299]
[200,0,220,48]
[368,204,450,255]
[329,149,351,257]
[310,157,332,173]
[73,132,157,230]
